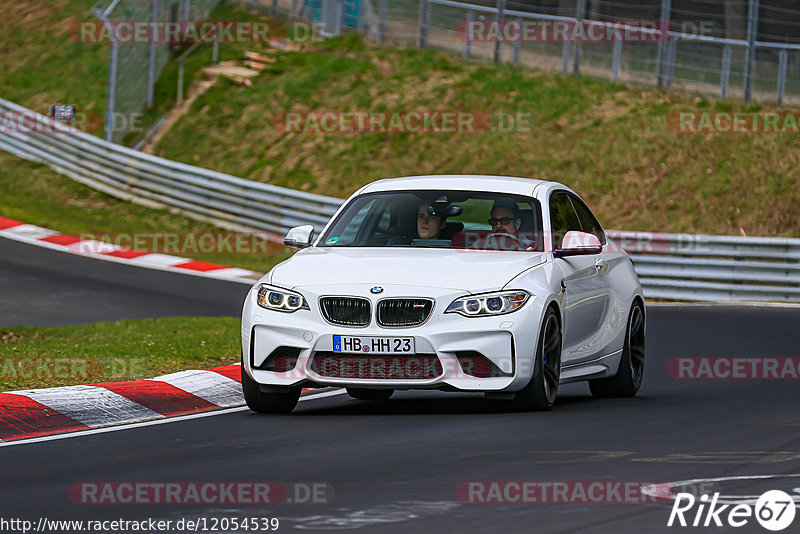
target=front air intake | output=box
[377,298,434,327]
[319,297,371,327]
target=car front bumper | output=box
[241,284,545,392]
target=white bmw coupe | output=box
[241,175,645,413]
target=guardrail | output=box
[1,97,798,302]
[0,98,342,237]
[605,231,800,303]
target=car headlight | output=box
[445,290,530,317]
[256,284,309,313]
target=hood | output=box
[269,247,547,293]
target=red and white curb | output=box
[0,216,261,284]
[0,364,246,442]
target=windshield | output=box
[318,190,544,252]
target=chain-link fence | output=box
[264,0,800,106]
[92,0,221,143]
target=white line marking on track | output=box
[0,389,347,448]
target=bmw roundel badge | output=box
[370,287,384,294]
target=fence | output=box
[91,0,221,143]
[264,0,800,105]
[1,97,798,302]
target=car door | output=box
[549,191,610,365]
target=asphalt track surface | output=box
[2,236,800,533]
[0,237,250,326]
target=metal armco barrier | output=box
[1,97,798,302]
[606,231,800,303]
[0,98,342,238]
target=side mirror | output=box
[554,231,602,258]
[284,225,315,249]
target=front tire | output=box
[589,301,645,398]
[509,307,562,411]
[347,388,394,401]
[241,364,301,414]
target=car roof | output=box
[358,175,565,197]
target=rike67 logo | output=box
[668,490,796,531]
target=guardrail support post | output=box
[743,0,760,103]
[379,0,388,42]
[666,38,677,88]
[561,40,571,72]
[572,0,585,75]
[611,37,622,81]
[418,0,429,49]
[494,0,506,63]
[212,24,220,65]
[656,0,672,88]
[720,44,731,99]
[777,48,787,105]
[271,0,278,17]
[93,7,118,143]
[177,60,185,106]
[147,0,159,108]
[464,9,473,59]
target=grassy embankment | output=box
[151,33,799,237]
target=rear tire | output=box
[241,364,301,414]
[346,388,394,401]
[509,307,561,411]
[589,301,645,398]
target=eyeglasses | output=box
[489,217,514,226]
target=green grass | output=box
[0,317,240,391]
[0,1,107,126]
[0,151,293,273]
[150,33,799,237]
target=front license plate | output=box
[333,335,415,355]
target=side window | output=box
[549,192,582,249]
[569,194,606,244]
